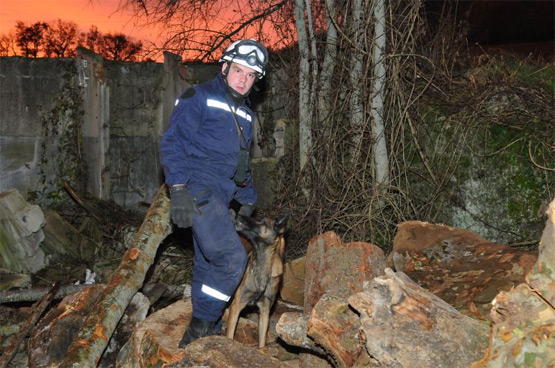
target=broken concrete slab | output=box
[0,189,47,273]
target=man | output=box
[160,39,268,348]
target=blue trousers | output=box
[188,189,247,321]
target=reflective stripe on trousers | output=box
[189,190,247,321]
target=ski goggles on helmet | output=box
[221,39,268,77]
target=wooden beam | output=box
[56,184,171,367]
[0,282,60,368]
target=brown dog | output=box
[225,212,290,348]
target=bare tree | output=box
[370,0,389,191]
[15,21,49,57]
[77,26,143,61]
[6,21,143,61]
[98,33,143,61]
[81,26,101,52]
[44,19,79,58]
[295,0,314,172]
[348,0,365,163]
[121,0,291,61]
[0,31,18,56]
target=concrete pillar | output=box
[77,47,110,200]
[162,52,189,135]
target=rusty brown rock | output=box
[526,198,555,305]
[349,268,490,368]
[469,283,555,368]
[307,293,363,368]
[165,335,284,368]
[116,298,190,368]
[117,297,294,367]
[470,197,555,368]
[304,232,386,314]
[275,312,323,353]
[388,221,537,318]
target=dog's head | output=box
[234,212,290,247]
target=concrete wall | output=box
[0,57,72,194]
[0,51,289,212]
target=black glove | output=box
[237,204,254,217]
[170,186,200,228]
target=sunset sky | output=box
[0,0,158,43]
[1,0,552,58]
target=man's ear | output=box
[222,62,229,75]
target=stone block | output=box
[281,256,305,306]
[0,189,47,273]
[303,231,386,314]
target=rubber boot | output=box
[178,317,216,348]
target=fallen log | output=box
[55,184,172,368]
[0,284,95,304]
[0,282,59,368]
[28,285,106,367]
[0,282,185,304]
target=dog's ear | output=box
[275,211,291,233]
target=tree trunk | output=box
[0,284,94,304]
[55,184,171,367]
[349,0,365,163]
[295,0,313,172]
[318,0,338,124]
[370,0,389,190]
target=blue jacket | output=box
[160,73,257,205]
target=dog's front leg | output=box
[226,296,244,341]
[257,297,273,348]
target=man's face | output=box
[223,62,257,96]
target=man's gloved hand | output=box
[170,186,200,228]
[237,203,254,217]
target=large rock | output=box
[42,210,99,264]
[304,232,387,314]
[117,298,298,368]
[281,256,305,306]
[349,269,490,368]
[117,298,189,368]
[307,294,363,367]
[166,336,284,368]
[527,197,555,305]
[388,221,537,318]
[287,232,386,367]
[470,197,555,367]
[0,189,47,273]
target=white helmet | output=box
[220,39,268,78]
